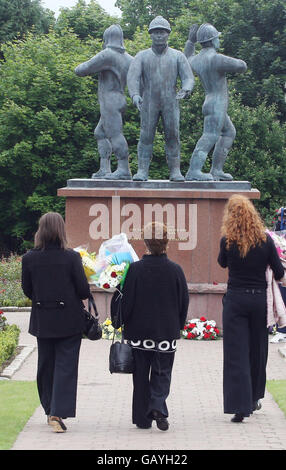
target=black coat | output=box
[111,254,189,341]
[21,246,90,338]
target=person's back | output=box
[191,49,228,96]
[218,234,284,289]
[112,221,189,432]
[121,253,188,341]
[21,212,90,432]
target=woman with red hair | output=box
[218,195,286,423]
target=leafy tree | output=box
[0,31,101,253]
[173,0,286,122]
[0,0,55,44]
[0,4,285,253]
[55,0,118,40]
[116,0,189,37]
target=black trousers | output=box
[36,334,82,418]
[223,289,268,416]
[132,348,175,427]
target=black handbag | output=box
[109,292,134,374]
[83,295,102,341]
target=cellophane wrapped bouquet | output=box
[74,246,97,281]
[76,233,138,291]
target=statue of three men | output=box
[75,17,247,182]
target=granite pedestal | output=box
[58,179,260,328]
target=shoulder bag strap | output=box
[111,290,125,344]
[88,294,99,319]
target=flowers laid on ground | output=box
[101,317,122,340]
[75,233,139,291]
[182,316,220,340]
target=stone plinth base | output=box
[58,179,260,328]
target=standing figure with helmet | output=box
[127,16,195,181]
[75,25,133,180]
[184,24,247,181]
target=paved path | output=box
[3,311,286,451]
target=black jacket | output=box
[22,246,90,338]
[111,254,189,341]
[218,233,284,289]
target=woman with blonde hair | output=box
[218,195,285,422]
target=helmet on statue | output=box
[196,23,221,43]
[148,16,171,33]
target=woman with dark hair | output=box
[22,212,90,433]
[218,195,286,423]
[111,222,189,431]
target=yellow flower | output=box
[105,319,112,325]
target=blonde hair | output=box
[143,221,168,255]
[221,194,266,257]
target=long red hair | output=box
[221,194,266,257]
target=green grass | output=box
[0,380,39,450]
[267,380,286,417]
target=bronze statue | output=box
[127,16,195,181]
[184,24,247,181]
[75,25,133,180]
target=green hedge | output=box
[0,324,20,369]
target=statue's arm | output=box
[184,24,199,61]
[177,53,195,98]
[127,54,143,99]
[216,54,247,75]
[74,50,109,77]
[184,40,195,59]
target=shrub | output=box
[0,324,20,369]
[0,255,31,307]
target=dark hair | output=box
[34,212,68,250]
[143,221,168,255]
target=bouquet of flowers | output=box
[267,230,286,268]
[182,316,220,340]
[89,233,139,291]
[74,246,97,281]
[101,317,122,340]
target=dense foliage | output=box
[0,0,285,253]
[0,0,54,44]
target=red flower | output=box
[189,323,196,329]
[111,272,117,278]
[184,325,188,330]
[204,332,211,339]
[103,283,110,289]
[200,316,206,322]
[0,310,3,315]
[206,325,212,330]
[214,328,220,334]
